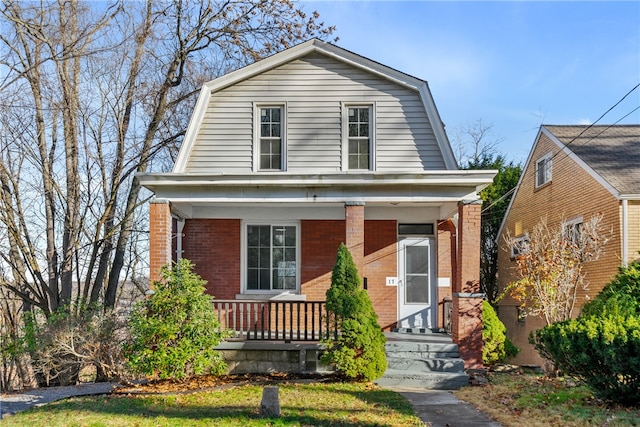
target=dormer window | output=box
[535,153,552,188]
[343,104,375,170]
[255,104,286,171]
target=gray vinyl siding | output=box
[185,52,446,173]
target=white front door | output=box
[398,237,436,329]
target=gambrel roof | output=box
[174,38,458,172]
[544,125,640,198]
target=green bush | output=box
[532,262,640,405]
[322,243,387,381]
[482,300,519,365]
[124,259,231,380]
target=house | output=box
[137,39,496,369]
[497,124,640,366]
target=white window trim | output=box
[535,152,552,188]
[253,102,287,172]
[240,220,301,295]
[341,102,376,171]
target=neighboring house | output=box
[138,39,495,368]
[497,124,640,366]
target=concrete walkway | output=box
[389,387,503,427]
[1,382,502,426]
[0,382,118,419]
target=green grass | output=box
[454,370,640,427]
[1,382,426,426]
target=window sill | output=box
[235,292,306,301]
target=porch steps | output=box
[375,332,469,390]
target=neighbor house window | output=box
[563,217,583,247]
[535,153,552,187]
[343,104,375,170]
[510,235,530,258]
[246,224,297,291]
[256,105,285,171]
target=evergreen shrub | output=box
[482,300,519,365]
[322,243,387,381]
[531,262,640,405]
[124,259,231,380]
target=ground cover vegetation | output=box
[322,244,387,381]
[0,379,426,427]
[0,0,335,391]
[454,369,640,427]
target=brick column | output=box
[344,201,365,275]
[452,200,484,369]
[149,199,172,284]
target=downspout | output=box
[174,215,185,261]
[622,199,628,267]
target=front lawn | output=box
[1,381,426,427]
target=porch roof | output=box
[138,170,496,219]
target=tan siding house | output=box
[139,39,496,368]
[497,124,640,366]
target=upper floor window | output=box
[256,105,286,171]
[535,153,552,188]
[343,104,375,170]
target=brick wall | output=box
[300,220,345,301]
[364,220,398,331]
[181,219,241,299]
[497,131,624,366]
[300,219,398,331]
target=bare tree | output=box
[0,0,336,317]
[453,119,504,169]
[502,214,611,325]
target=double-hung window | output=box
[563,217,583,248]
[246,224,297,291]
[535,153,552,188]
[343,104,374,170]
[257,105,285,171]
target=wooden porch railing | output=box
[212,300,335,342]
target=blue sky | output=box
[301,1,640,164]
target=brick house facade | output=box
[497,125,640,366]
[139,40,496,368]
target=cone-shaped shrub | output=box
[322,243,387,381]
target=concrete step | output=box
[386,356,465,374]
[376,370,470,390]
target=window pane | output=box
[259,269,270,290]
[271,108,280,122]
[359,108,369,122]
[247,269,258,290]
[359,123,368,137]
[406,275,429,304]
[271,124,280,137]
[406,246,428,274]
[259,248,270,268]
[248,247,259,268]
[283,226,295,246]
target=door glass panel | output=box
[406,246,428,274]
[406,275,429,304]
